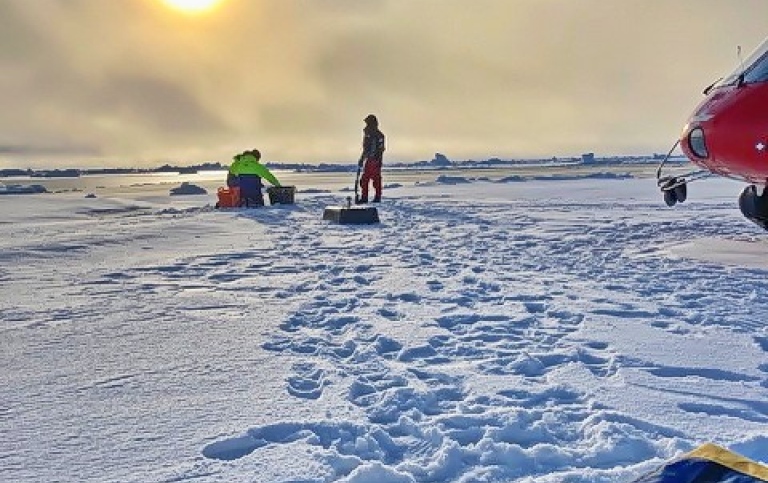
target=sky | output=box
[2,0,768,169]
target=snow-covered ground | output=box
[2,172,768,483]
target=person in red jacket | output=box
[358,114,386,203]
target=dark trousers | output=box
[359,159,382,201]
[238,174,264,207]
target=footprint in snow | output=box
[286,362,328,400]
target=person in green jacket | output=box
[227,149,281,207]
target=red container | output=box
[217,187,241,208]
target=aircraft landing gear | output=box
[655,139,711,208]
[738,185,768,231]
[659,177,688,207]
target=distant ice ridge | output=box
[498,172,634,182]
[0,182,48,194]
[169,182,208,195]
[414,171,635,186]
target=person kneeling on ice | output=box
[228,149,281,207]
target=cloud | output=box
[1,0,768,168]
[0,144,101,156]
[86,74,230,138]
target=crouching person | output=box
[228,149,281,207]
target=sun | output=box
[161,0,223,14]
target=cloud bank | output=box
[1,0,767,168]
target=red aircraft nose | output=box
[681,83,768,184]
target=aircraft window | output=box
[717,37,768,87]
[743,53,768,84]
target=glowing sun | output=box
[161,0,223,14]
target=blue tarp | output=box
[633,443,768,483]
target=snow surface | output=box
[1,171,768,483]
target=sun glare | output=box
[161,0,222,14]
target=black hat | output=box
[364,114,378,125]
